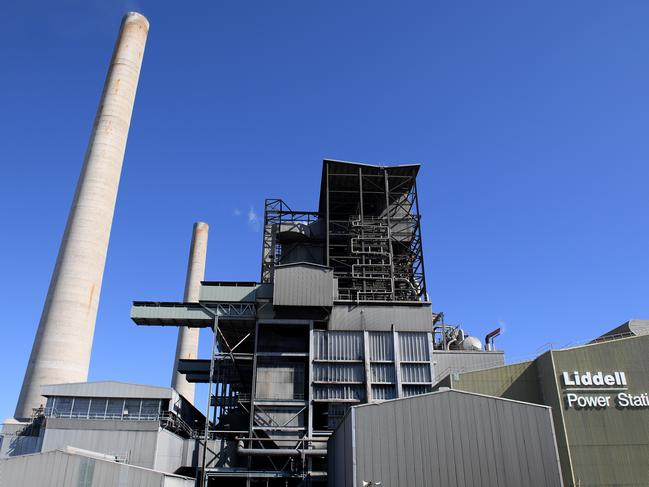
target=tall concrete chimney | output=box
[14,12,149,419]
[171,222,209,404]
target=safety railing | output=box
[44,408,160,421]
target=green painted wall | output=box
[552,335,649,486]
[536,351,574,486]
[449,334,649,486]
[449,360,541,403]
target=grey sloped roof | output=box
[593,319,649,342]
[0,448,195,487]
[329,388,561,487]
[346,387,551,416]
[40,381,173,399]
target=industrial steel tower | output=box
[14,12,149,419]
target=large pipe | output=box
[171,222,209,404]
[485,327,502,351]
[14,12,149,420]
[237,441,327,457]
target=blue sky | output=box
[1,1,648,420]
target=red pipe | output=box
[485,327,501,351]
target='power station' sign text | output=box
[561,370,649,409]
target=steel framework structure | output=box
[261,199,321,284]
[261,162,428,304]
[323,161,427,302]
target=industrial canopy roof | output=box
[318,159,421,215]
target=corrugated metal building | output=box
[328,389,563,487]
[443,322,649,487]
[0,447,194,487]
[0,381,203,481]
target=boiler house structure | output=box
[131,159,506,486]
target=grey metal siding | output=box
[130,303,215,326]
[273,264,334,307]
[329,390,562,487]
[370,363,395,383]
[153,429,191,474]
[0,424,42,458]
[329,303,433,331]
[314,385,364,402]
[0,449,194,487]
[367,332,393,361]
[198,283,262,302]
[370,385,396,400]
[314,363,364,383]
[401,363,431,383]
[41,427,159,469]
[41,381,173,399]
[314,331,363,360]
[399,332,430,361]
[327,409,354,487]
[45,418,159,432]
[402,384,432,397]
[313,330,502,404]
[313,331,366,403]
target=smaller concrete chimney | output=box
[171,222,209,404]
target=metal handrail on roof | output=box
[589,331,636,343]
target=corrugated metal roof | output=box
[0,448,194,487]
[41,381,173,399]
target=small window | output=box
[54,397,73,417]
[106,399,124,418]
[123,399,141,419]
[45,397,55,416]
[72,398,90,418]
[89,398,107,419]
[140,399,160,419]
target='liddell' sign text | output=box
[561,371,649,409]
